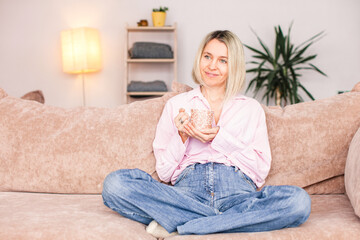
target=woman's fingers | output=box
[185,123,216,143]
[175,108,219,143]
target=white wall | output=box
[0,0,359,108]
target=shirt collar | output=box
[187,86,247,102]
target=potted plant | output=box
[152,6,168,27]
[245,23,326,106]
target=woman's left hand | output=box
[184,123,219,143]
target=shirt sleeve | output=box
[153,100,188,183]
[210,100,272,186]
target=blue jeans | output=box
[102,163,311,235]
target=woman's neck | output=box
[201,85,225,104]
[201,85,225,124]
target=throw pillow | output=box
[264,91,360,188]
[345,127,360,217]
[21,90,45,104]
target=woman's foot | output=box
[146,220,178,238]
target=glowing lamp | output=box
[61,27,102,105]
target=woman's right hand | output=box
[175,108,190,142]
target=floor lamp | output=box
[61,27,102,106]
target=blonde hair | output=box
[192,30,246,102]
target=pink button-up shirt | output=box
[153,87,272,187]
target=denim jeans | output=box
[102,163,311,235]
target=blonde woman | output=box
[102,30,311,237]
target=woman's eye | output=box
[220,59,227,64]
[203,55,211,60]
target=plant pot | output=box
[152,12,166,27]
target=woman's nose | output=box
[209,59,217,69]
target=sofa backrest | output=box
[1,83,359,194]
[263,91,360,192]
[0,89,176,193]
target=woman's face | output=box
[200,39,229,89]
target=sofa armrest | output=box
[345,126,360,217]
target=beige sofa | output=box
[1,82,360,240]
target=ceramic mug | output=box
[190,109,214,130]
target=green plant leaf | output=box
[249,28,275,62]
[295,31,325,52]
[245,23,326,106]
[308,63,327,76]
[244,44,271,61]
[299,83,315,100]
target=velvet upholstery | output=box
[0,192,156,240]
[1,82,360,239]
[0,90,176,193]
[164,195,360,240]
[345,127,360,217]
[263,92,360,189]
[352,82,360,92]
[304,175,345,194]
[0,88,7,99]
[1,192,359,240]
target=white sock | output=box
[146,220,178,238]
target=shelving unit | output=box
[124,23,177,103]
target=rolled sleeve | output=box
[153,100,189,183]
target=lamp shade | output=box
[61,27,102,74]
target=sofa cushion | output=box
[0,89,177,194]
[304,175,345,194]
[345,127,360,217]
[0,192,156,240]
[164,194,360,240]
[3,192,357,240]
[263,91,360,189]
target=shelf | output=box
[127,26,176,32]
[125,22,177,103]
[127,58,175,63]
[126,92,167,96]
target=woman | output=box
[102,30,311,237]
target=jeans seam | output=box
[243,174,256,191]
[235,167,256,191]
[108,204,153,220]
[175,164,195,185]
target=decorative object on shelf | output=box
[61,27,102,106]
[152,6,168,27]
[245,23,326,106]
[129,42,173,59]
[137,19,148,26]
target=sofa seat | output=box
[1,192,359,240]
[0,192,156,240]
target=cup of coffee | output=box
[190,109,214,130]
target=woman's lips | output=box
[204,71,219,77]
